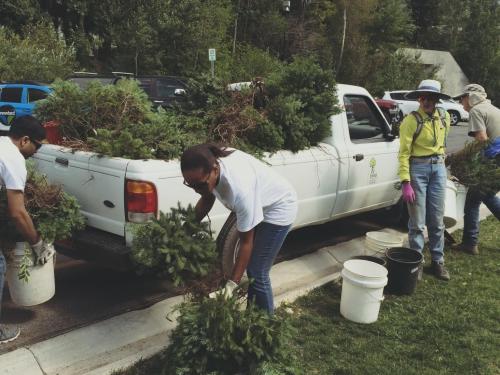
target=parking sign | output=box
[208,49,216,61]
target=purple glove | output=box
[402,181,416,204]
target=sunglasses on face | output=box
[420,96,439,102]
[29,138,42,150]
[183,170,212,191]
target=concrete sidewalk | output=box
[0,205,492,375]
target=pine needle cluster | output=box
[164,294,298,375]
[130,204,217,286]
[0,163,85,247]
[447,141,500,195]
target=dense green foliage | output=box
[35,57,338,159]
[165,295,298,374]
[0,23,75,82]
[447,141,500,195]
[1,1,498,104]
[0,163,85,245]
[130,204,217,286]
[35,79,152,141]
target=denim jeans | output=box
[0,250,5,321]
[407,157,447,263]
[462,189,500,246]
[247,222,291,314]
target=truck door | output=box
[335,94,400,215]
[274,145,339,227]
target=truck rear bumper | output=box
[55,227,133,271]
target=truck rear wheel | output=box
[217,213,240,278]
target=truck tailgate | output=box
[33,145,129,236]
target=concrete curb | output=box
[0,205,493,375]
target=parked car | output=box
[382,90,469,126]
[374,98,401,124]
[0,81,52,131]
[135,76,187,108]
[68,73,125,89]
[68,73,187,109]
[33,84,403,273]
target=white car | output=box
[382,90,469,126]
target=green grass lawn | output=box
[114,216,500,375]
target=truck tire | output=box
[448,110,459,126]
[217,213,240,278]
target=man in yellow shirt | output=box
[399,80,451,281]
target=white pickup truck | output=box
[33,84,402,272]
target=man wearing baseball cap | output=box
[0,115,55,344]
[452,84,500,255]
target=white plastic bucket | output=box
[365,231,404,255]
[6,242,55,306]
[340,259,388,324]
[455,183,468,222]
[444,179,458,228]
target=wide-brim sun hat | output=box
[453,83,486,100]
[404,79,451,100]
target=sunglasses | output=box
[419,95,439,102]
[29,138,42,150]
[183,170,212,191]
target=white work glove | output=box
[209,280,238,299]
[31,240,56,265]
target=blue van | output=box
[0,82,52,131]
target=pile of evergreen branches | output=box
[447,141,500,195]
[164,294,299,375]
[130,204,217,286]
[35,57,339,160]
[0,163,85,248]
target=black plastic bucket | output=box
[385,247,422,295]
[351,255,387,268]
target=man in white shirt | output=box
[0,115,53,344]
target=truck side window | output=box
[28,88,48,103]
[344,95,387,142]
[0,87,22,103]
[157,79,182,98]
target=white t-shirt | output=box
[0,136,27,191]
[213,150,297,232]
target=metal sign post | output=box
[208,48,216,78]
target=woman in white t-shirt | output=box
[181,143,297,313]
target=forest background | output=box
[0,0,499,104]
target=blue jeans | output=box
[247,222,291,314]
[407,157,447,263]
[462,189,500,246]
[0,251,5,321]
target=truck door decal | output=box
[369,158,377,184]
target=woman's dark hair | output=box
[180,143,234,173]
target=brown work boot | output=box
[431,261,450,281]
[451,242,479,255]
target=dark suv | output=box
[135,76,187,108]
[68,73,187,108]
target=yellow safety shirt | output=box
[398,108,450,182]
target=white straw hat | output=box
[405,79,451,100]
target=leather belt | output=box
[410,155,445,164]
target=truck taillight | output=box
[125,180,158,223]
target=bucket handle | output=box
[343,278,386,302]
